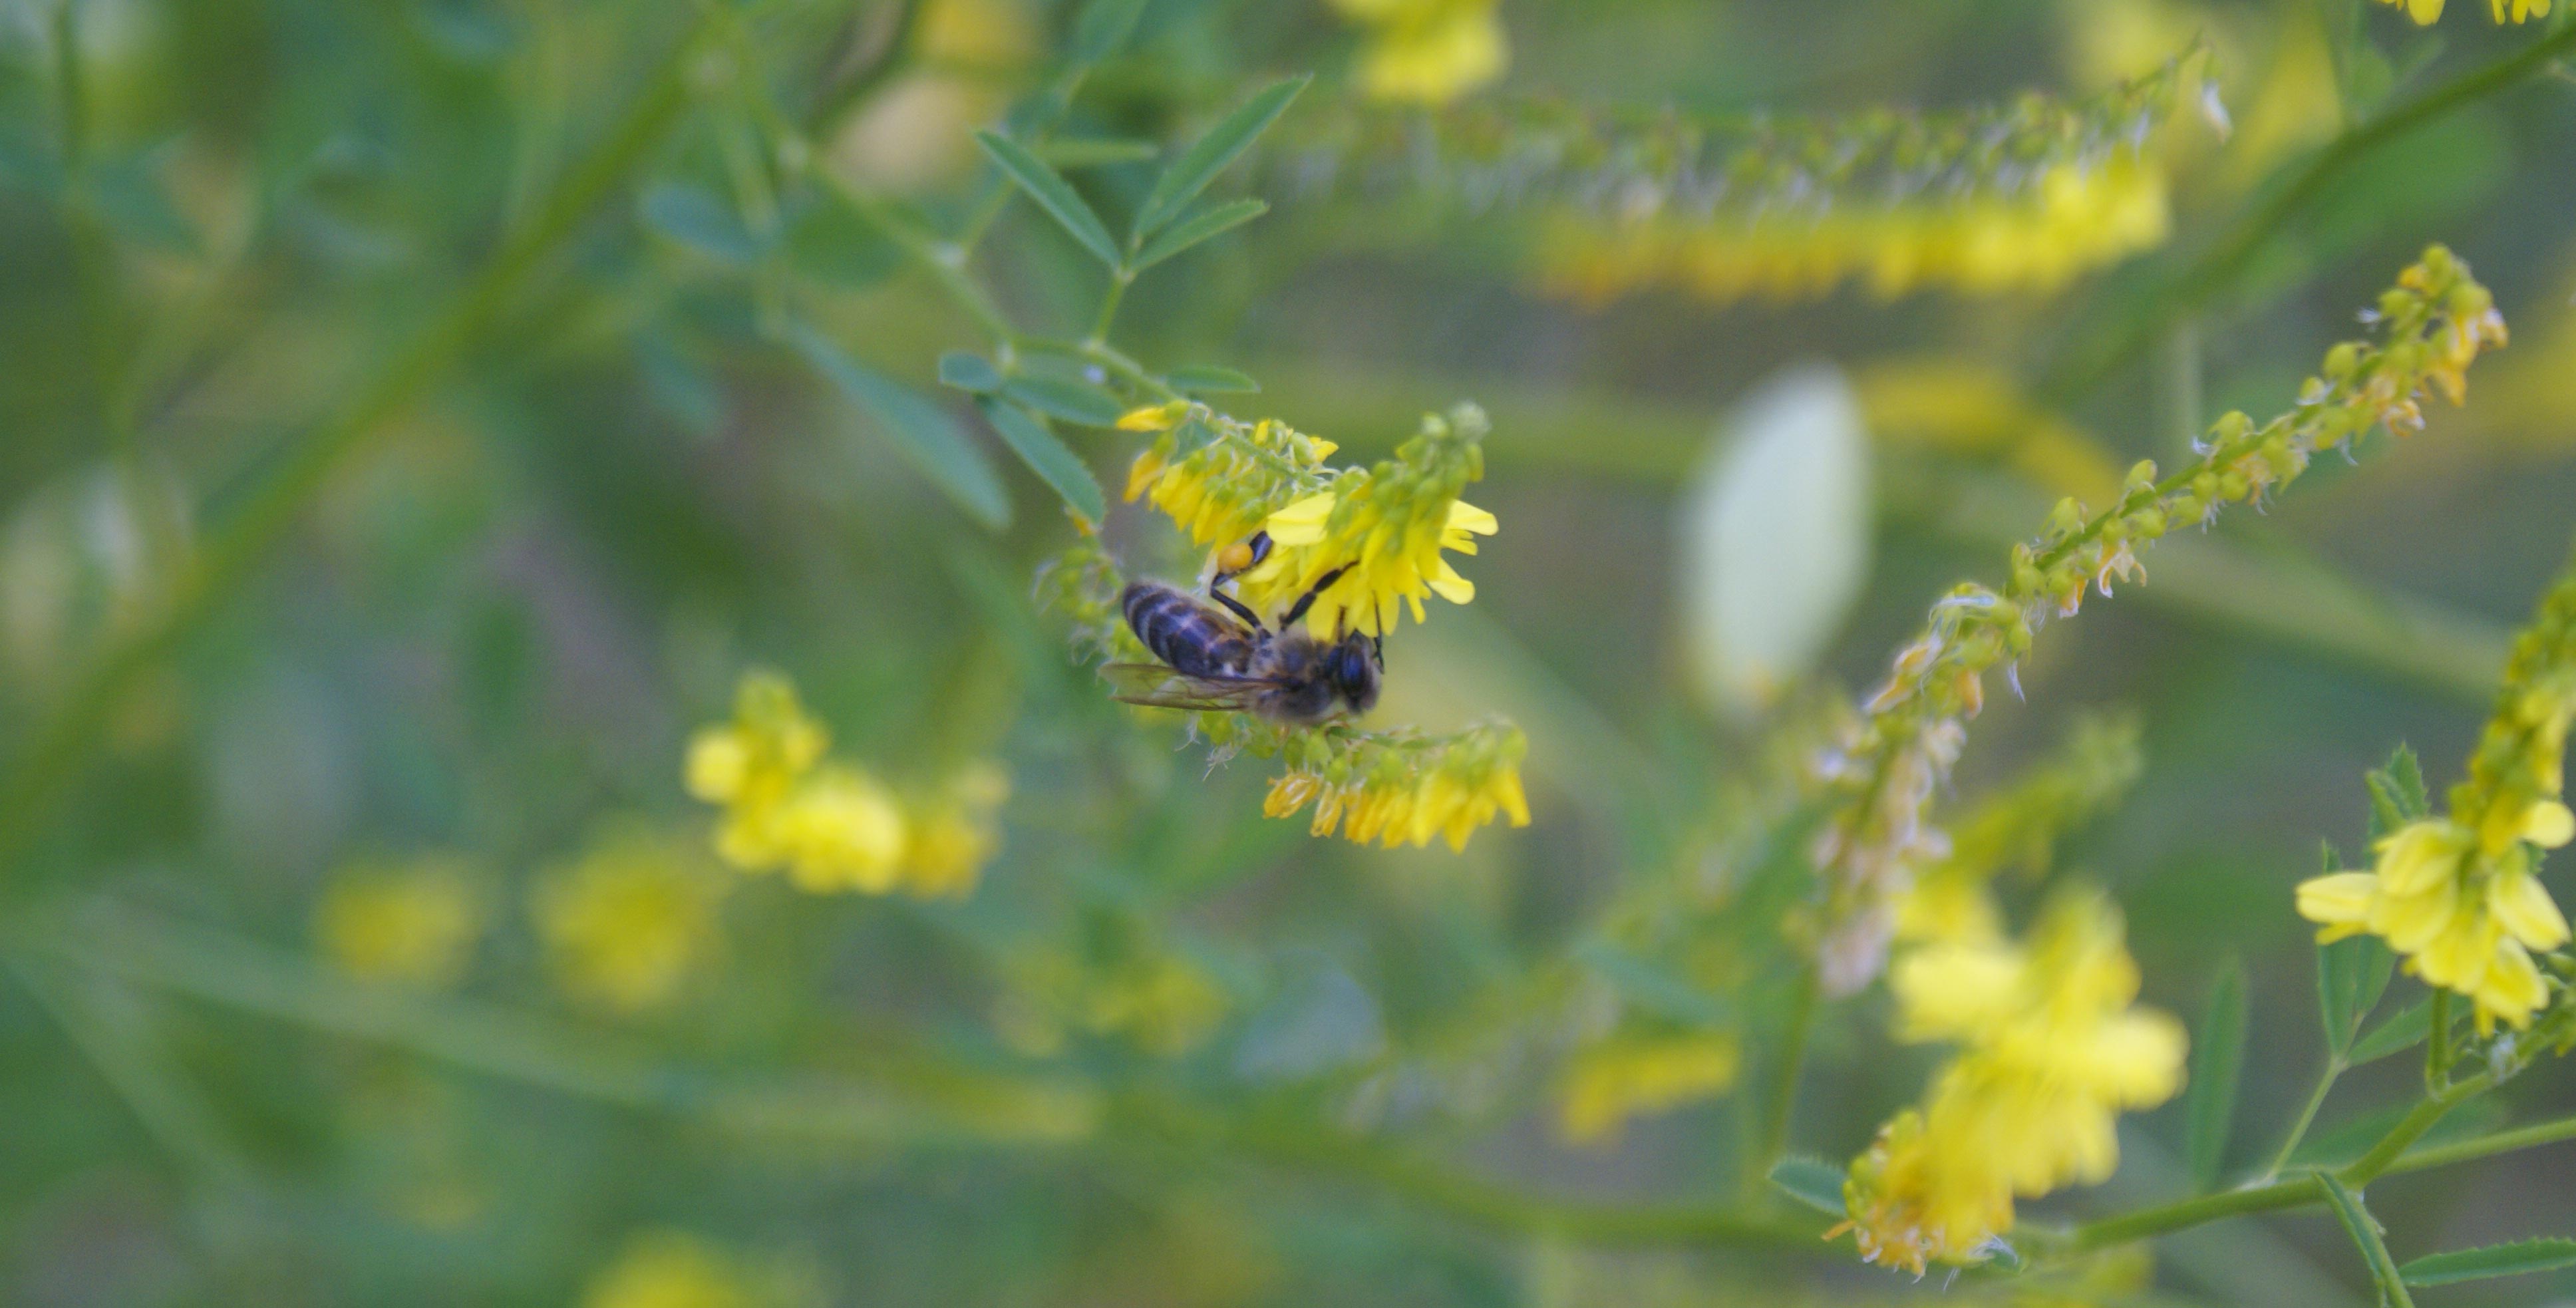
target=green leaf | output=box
[1070,0,1151,63]
[979,399,1106,524]
[639,182,761,264]
[938,352,1003,394]
[1003,376,1125,428]
[1133,76,1309,242]
[2348,997,2436,1066]
[2401,1238,2576,1287]
[2317,1175,2412,1308]
[1165,365,1259,395]
[1132,198,1269,271]
[2185,959,2247,1194]
[786,323,1009,529]
[1766,1157,1848,1218]
[1042,136,1160,168]
[2386,744,2430,818]
[972,130,1122,267]
[782,194,899,288]
[2366,744,2432,841]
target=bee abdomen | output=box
[1122,581,1253,679]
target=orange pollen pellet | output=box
[1218,542,1255,573]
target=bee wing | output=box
[1098,663,1275,713]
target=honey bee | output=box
[1103,532,1382,727]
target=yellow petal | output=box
[2519,800,2575,848]
[1263,492,1337,545]
[2487,870,2572,950]
[1446,500,1500,535]
[2295,871,2379,925]
[1428,559,1476,604]
[1116,402,1184,432]
[2476,940,2547,1029]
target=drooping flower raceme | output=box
[2299,550,2576,1031]
[1813,246,2506,996]
[1835,894,2185,1273]
[1261,719,1530,851]
[685,671,1009,898]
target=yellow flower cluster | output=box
[1555,1033,1740,1144]
[2299,552,2576,1031]
[1814,246,2505,994]
[1118,401,1339,556]
[1834,894,2186,1273]
[314,855,486,989]
[1122,403,1498,637]
[531,825,732,1013]
[685,672,1009,898]
[1536,159,2170,305]
[1260,719,1530,851]
[1326,0,1507,105]
[2378,0,2551,23]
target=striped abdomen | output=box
[1122,582,1255,679]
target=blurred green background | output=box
[4,0,2576,1303]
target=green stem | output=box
[2318,1174,2416,1308]
[1089,267,1134,347]
[2038,17,2576,404]
[2384,1110,2576,1175]
[0,17,715,882]
[2066,1174,2324,1252]
[1751,963,1820,1191]
[2426,989,2454,1091]
[2257,1055,2343,1182]
[2342,1070,2494,1186]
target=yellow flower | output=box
[1840,894,2184,1271]
[1233,406,1496,637]
[2384,0,2554,19]
[582,1230,757,1308]
[1121,409,1339,555]
[685,672,1009,898]
[899,762,1011,898]
[1556,1033,1740,1144]
[313,856,485,989]
[1331,0,1508,105]
[1264,721,1530,852]
[531,826,732,1013]
[2380,0,2444,20]
[2297,805,2571,1031]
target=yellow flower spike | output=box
[1235,408,1497,637]
[532,827,731,1013]
[772,766,909,894]
[314,856,486,989]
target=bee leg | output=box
[1278,563,1354,628]
[1208,589,1267,633]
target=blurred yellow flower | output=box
[1557,1033,1740,1144]
[2377,0,2553,21]
[313,856,485,989]
[685,672,1011,898]
[582,1230,758,1308]
[1838,894,2184,1272]
[1537,159,2170,306]
[1329,0,1506,104]
[532,826,732,1013]
[1233,406,1496,638]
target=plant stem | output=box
[2426,989,2454,1091]
[0,17,716,883]
[2384,1110,2576,1175]
[2258,1055,2343,1182]
[2342,1070,2494,1186]
[1751,963,1820,1191]
[2038,17,2576,405]
[1089,267,1134,346]
[2318,1174,2416,1308]
[2066,1174,2324,1252]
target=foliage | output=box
[6,1,2576,1305]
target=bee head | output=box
[1328,631,1380,715]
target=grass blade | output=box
[973,130,1122,267]
[1133,76,1308,241]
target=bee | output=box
[1104,532,1382,727]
